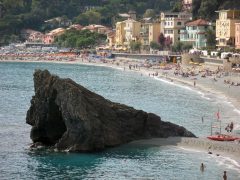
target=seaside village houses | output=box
[160,11,192,45]
[113,10,192,51]
[216,10,240,48]
[140,18,161,51]
[180,19,213,49]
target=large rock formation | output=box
[26,70,195,152]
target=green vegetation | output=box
[172,42,192,52]
[150,41,160,50]
[143,9,156,18]
[130,41,141,53]
[192,0,240,20]
[0,0,178,45]
[172,0,182,12]
[54,29,106,49]
[206,29,216,48]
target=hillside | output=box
[0,0,178,45]
[193,0,240,20]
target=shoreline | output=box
[1,57,240,105]
[130,137,240,170]
[1,57,240,124]
[1,58,240,173]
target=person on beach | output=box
[229,122,234,132]
[194,81,196,87]
[200,163,205,172]
[223,171,227,180]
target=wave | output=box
[154,77,211,100]
[233,108,240,115]
[215,156,240,173]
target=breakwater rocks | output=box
[26,70,195,152]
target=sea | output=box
[0,61,240,179]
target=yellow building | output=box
[149,23,161,43]
[140,21,161,48]
[115,21,126,47]
[215,10,240,47]
[123,19,141,47]
[107,31,115,48]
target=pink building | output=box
[28,32,44,43]
[236,23,240,49]
[43,34,55,44]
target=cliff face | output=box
[26,70,195,152]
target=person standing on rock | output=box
[194,80,196,87]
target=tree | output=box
[74,10,102,25]
[172,42,192,52]
[158,33,165,50]
[150,41,160,50]
[143,9,155,18]
[164,36,172,49]
[198,0,218,20]
[192,0,202,18]
[172,41,183,52]
[130,41,141,53]
[172,0,182,12]
[54,29,106,49]
[206,28,216,47]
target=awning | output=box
[215,38,219,40]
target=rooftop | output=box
[186,19,210,26]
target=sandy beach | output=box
[130,137,240,167]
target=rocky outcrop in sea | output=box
[26,70,195,152]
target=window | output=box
[177,22,181,26]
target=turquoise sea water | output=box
[0,62,240,179]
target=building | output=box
[182,0,192,12]
[235,23,240,49]
[107,31,116,48]
[69,24,83,31]
[82,24,110,34]
[215,10,240,47]
[124,19,141,47]
[43,28,65,44]
[115,21,126,47]
[140,18,161,49]
[149,23,161,44]
[160,11,192,45]
[28,32,44,43]
[180,19,211,49]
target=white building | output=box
[160,11,192,45]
